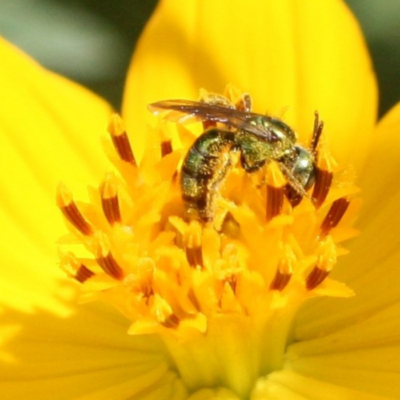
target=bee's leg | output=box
[240,154,266,173]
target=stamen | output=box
[56,183,93,235]
[284,184,302,208]
[312,147,336,208]
[270,270,291,291]
[108,113,136,165]
[266,163,286,221]
[162,314,180,329]
[186,246,204,268]
[312,169,333,209]
[306,237,336,290]
[94,238,124,280]
[96,251,124,280]
[161,140,173,157]
[185,221,204,268]
[100,173,121,225]
[75,264,95,283]
[306,266,330,290]
[270,245,294,291]
[320,197,350,237]
[203,120,217,130]
[60,252,94,283]
[226,275,237,293]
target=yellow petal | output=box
[251,370,395,399]
[0,38,112,312]
[0,301,186,400]
[123,0,377,172]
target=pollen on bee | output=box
[56,182,94,236]
[108,113,136,165]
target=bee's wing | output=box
[148,100,273,139]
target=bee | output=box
[149,94,322,222]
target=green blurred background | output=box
[0,0,399,117]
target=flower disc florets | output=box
[57,87,359,396]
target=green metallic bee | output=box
[149,95,322,222]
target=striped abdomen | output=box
[180,129,236,222]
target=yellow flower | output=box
[1,0,400,399]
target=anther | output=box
[306,266,330,290]
[312,147,336,208]
[306,237,336,290]
[320,197,350,237]
[186,246,204,268]
[94,238,124,280]
[185,221,204,268]
[270,270,292,291]
[312,169,333,209]
[60,252,94,283]
[266,162,286,221]
[161,140,173,157]
[96,251,124,280]
[100,173,121,225]
[162,313,180,329]
[284,184,302,208]
[108,113,136,165]
[270,245,295,291]
[56,183,93,235]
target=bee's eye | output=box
[291,146,315,190]
[303,166,316,191]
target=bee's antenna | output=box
[310,111,324,153]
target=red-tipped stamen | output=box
[270,245,294,291]
[312,146,336,209]
[266,163,286,221]
[162,314,180,329]
[60,252,95,283]
[94,239,124,280]
[306,266,330,290]
[57,183,93,235]
[100,173,121,225]
[320,197,350,237]
[306,237,336,290]
[312,168,333,209]
[108,113,136,165]
[161,140,173,157]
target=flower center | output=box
[57,89,358,397]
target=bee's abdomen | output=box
[181,129,235,222]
